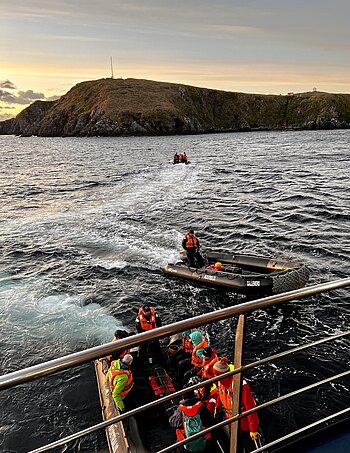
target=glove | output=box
[250,432,259,441]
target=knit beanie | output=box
[122,354,133,366]
[213,357,230,374]
[189,331,202,346]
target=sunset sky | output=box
[1,0,350,120]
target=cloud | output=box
[46,94,61,101]
[0,89,46,105]
[0,90,17,103]
[0,84,61,121]
[17,90,46,104]
[0,80,17,89]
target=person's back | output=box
[106,354,134,411]
[169,394,213,452]
[213,357,259,450]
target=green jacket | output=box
[106,359,131,411]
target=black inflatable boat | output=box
[161,251,310,296]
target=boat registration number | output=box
[247,280,261,286]
[203,274,216,281]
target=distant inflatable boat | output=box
[172,160,190,165]
[161,251,310,296]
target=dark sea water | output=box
[0,130,349,452]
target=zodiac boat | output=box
[161,251,310,296]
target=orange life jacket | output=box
[175,401,211,442]
[137,307,157,331]
[109,363,134,396]
[218,378,251,421]
[195,386,219,415]
[191,338,208,368]
[182,336,194,354]
[202,354,219,379]
[185,233,198,249]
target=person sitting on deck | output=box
[106,354,134,411]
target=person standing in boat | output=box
[182,229,205,268]
[213,357,260,452]
[106,353,134,411]
[135,304,163,364]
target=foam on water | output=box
[0,274,123,372]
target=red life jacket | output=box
[175,401,211,443]
[191,338,208,368]
[185,233,198,249]
[108,362,134,396]
[137,307,157,331]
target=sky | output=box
[1,0,350,120]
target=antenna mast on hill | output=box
[110,56,114,79]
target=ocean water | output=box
[0,130,349,452]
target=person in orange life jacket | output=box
[106,329,131,367]
[182,229,205,268]
[135,304,162,333]
[195,384,220,417]
[174,152,179,164]
[200,347,219,380]
[213,357,259,449]
[182,152,188,163]
[208,262,225,271]
[106,353,134,411]
[169,387,213,452]
[135,304,163,363]
[182,331,208,386]
[170,330,194,366]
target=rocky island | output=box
[1,78,350,137]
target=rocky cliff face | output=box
[1,78,350,136]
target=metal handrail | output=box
[2,277,350,453]
[29,369,350,453]
[253,407,350,453]
[1,277,350,390]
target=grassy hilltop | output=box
[1,78,350,136]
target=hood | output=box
[190,331,203,346]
